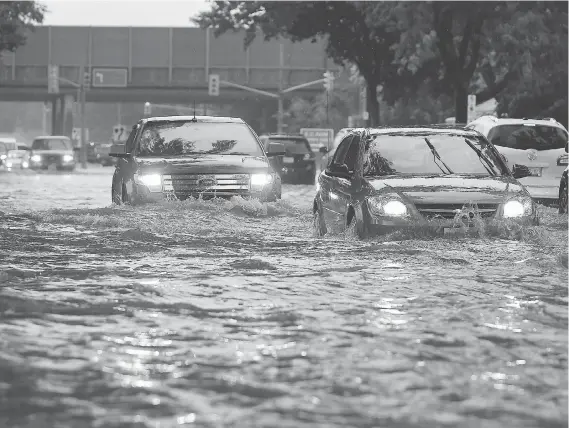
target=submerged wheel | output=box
[313,202,327,237]
[559,180,568,214]
[346,207,367,239]
[111,179,122,205]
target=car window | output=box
[136,121,263,157]
[31,139,71,151]
[268,137,312,155]
[363,133,508,177]
[343,136,360,172]
[126,125,139,153]
[488,124,568,151]
[331,135,354,166]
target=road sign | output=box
[300,128,334,152]
[48,65,59,94]
[91,68,128,88]
[467,94,477,123]
[112,124,129,142]
[72,127,88,142]
[208,74,220,96]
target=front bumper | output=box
[133,184,279,203]
[280,161,315,177]
[29,157,75,169]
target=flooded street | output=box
[0,166,567,428]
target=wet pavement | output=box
[0,165,567,428]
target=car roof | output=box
[259,133,308,139]
[142,115,244,124]
[365,125,480,137]
[470,115,566,129]
[33,135,71,140]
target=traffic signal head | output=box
[144,102,151,115]
[83,71,91,88]
[208,74,220,96]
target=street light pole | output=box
[79,65,87,169]
[277,42,284,133]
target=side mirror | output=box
[319,146,329,154]
[109,143,129,158]
[266,142,286,157]
[327,163,351,178]
[512,164,532,179]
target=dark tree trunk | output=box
[454,84,468,123]
[366,79,380,127]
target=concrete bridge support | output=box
[50,95,74,139]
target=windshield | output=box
[488,124,568,151]
[363,133,508,177]
[268,138,312,155]
[136,121,264,157]
[32,139,72,151]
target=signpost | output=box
[467,94,477,124]
[91,68,128,88]
[112,124,128,142]
[300,128,334,153]
[48,65,59,94]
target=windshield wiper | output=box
[463,138,497,176]
[423,138,453,174]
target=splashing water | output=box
[0,167,567,428]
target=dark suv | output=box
[259,134,317,184]
[109,116,285,204]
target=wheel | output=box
[313,202,327,237]
[559,179,568,214]
[346,208,367,239]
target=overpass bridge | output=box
[0,26,350,135]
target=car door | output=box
[319,135,353,231]
[320,135,361,232]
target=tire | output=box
[112,179,122,205]
[559,179,568,214]
[346,208,367,239]
[313,202,327,237]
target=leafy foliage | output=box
[0,1,46,52]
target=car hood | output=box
[31,150,74,156]
[135,155,272,175]
[366,175,527,204]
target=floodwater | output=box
[0,166,567,428]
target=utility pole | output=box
[277,42,284,133]
[80,65,88,169]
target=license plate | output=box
[529,167,543,177]
[283,156,295,162]
[444,227,466,236]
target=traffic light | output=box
[83,70,91,90]
[208,74,220,96]
[144,102,151,115]
[323,71,335,92]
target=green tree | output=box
[193,1,400,126]
[0,2,46,52]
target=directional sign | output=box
[72,127,89,142]
[112,124,129,142]
[91,68,128,88]
[48,65,59,94]
[300,128,334,152]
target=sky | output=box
[41,0,212,27]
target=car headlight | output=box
[251,173,273,187]
[31,155,41,162]
[136,173,162,192]
[503,199,532,218]
[367,195,409,217]
[63,155,74,162]
[0,154,6,160]
[6,161,12,168]
[22,161,29,169]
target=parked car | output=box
[27,135,77,171]
[466,116,568,205]
[313,126,538,238]
[258,134,317,184]
[0,138,17,167]
[95,143,116,166]
[87,142,99,163]
[109,116,285,205]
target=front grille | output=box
[162,173,250,197]
[415,203,498,220]
[44,154,61,163]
